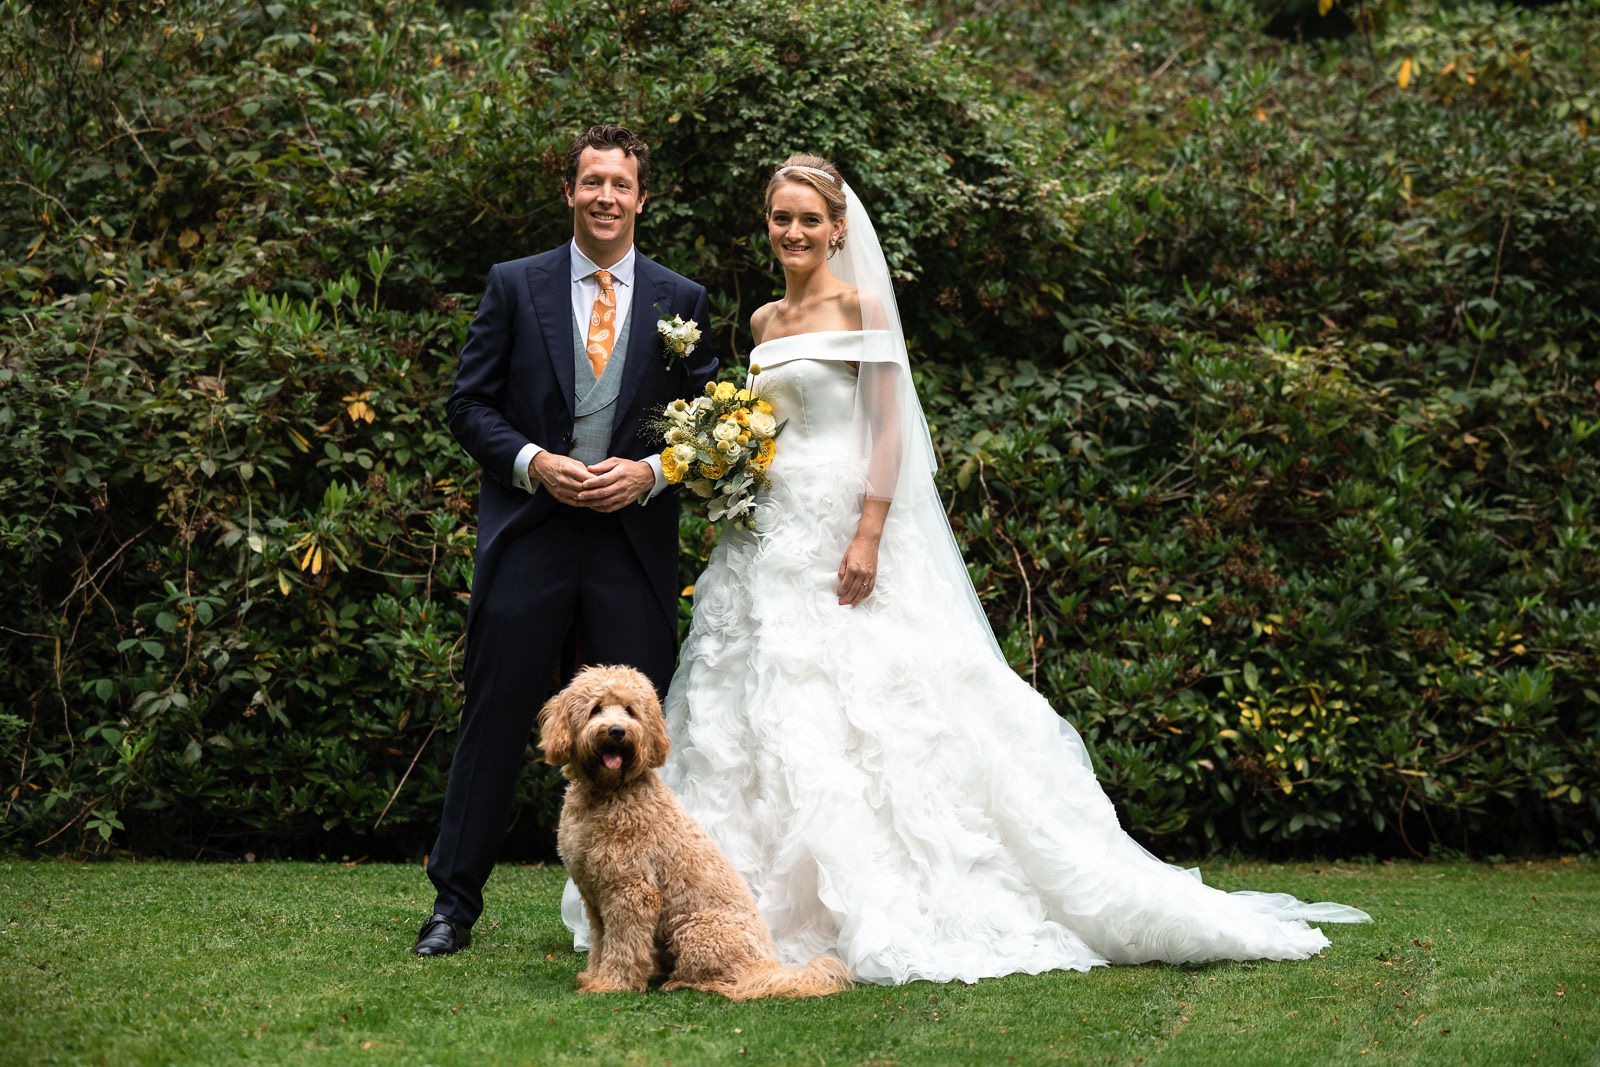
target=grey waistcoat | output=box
[570,307,633,466]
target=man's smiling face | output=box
[567,146,646,262]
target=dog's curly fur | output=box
[539,665,852,1000]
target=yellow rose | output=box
[714,381,737,402]
[736,388,751,402]
[755,400,772,415]
[699,460,727,480]
[660,446,685,484]
[751,438,776,468]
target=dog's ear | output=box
[537,688,575,767]
[640,686,670,769]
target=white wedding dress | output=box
[562,332,1370,985]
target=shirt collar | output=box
[570,242,636,287]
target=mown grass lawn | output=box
[1,858,1595,1065]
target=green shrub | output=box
[922,0,1600,856]
[0,0,1051,857]
[1,0,1596,860]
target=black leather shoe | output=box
[413,913,470,957]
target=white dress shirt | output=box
[511,243,665,501]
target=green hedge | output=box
[1,0,1596,860]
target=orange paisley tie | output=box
[585,269,617,378]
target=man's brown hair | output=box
[564,124,651,193]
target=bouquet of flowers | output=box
[654,367,780,530]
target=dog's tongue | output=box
[603,753,623,770]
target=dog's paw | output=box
[577,972,645,994]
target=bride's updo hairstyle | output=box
[765,153,848,254]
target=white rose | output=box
[672,443,697,465]
[686,478,715,499]
[746,410,778,438]
[712,420,739,443]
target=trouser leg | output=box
[427,516,578,926]
[577,513,676,698]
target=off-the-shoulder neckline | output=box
[750,328,890,355]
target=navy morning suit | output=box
[429,241,716,926]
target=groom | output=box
[414,125,717,956]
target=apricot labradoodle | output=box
[538,665,852,1000]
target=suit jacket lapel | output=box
[613,254,663,437]
[526,243,575,419]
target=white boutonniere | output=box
[656,313,701,367]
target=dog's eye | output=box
[588,705,603,719]
[625,706,636,718]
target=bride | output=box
[563,154,1369,985]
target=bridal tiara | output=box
[777,164,842,184]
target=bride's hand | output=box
[836,534,880,607]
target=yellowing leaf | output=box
[1317,0,1333,15]
[1398,57,1413,89]
[311,546,324,575]
[1166,593,1183,602]
[278,572,292,595]
[178,228,200,249]
[347,400,375,423]
[300,543,316,571]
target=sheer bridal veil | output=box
[783,168,1013,669]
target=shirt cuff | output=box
[512,442,543,494]
[639,453,666,505]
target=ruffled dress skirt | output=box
[563,353,1368,984]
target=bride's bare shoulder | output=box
[835,286,886,331]
[750,301,780,346]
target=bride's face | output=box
[767,182,841,272]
